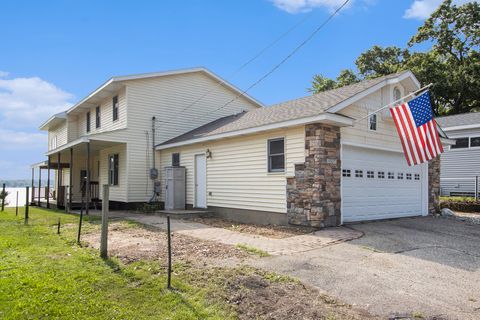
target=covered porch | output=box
[32,138,126,212]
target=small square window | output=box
[406,173,412,180]
[388,172,395,179]
[397,173,404,180]
[369,114,377,131]
[355,170,363,178]
[378,171,385,179]
[471,137,480,147]
[268,138,285,172]
[367,171,374,178]
[342,169,351,177]
[452,137,469,149]
[414,174,420,180]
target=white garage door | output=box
[341,145,427,222]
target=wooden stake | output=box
[1,183,5,211]
[167,215,172,289]
[16,191,18,216]
[100,185,109,259]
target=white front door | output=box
[341,145,427,222]
[194,154,207,208]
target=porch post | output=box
[31,167,35,203]
[57,153,61,207]
[38,167,42,206]
[47,157,50,209]
[69,147,73,212]
[86,142,90,215]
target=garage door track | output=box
[249,216,480,320]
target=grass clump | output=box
[235,243,270,257]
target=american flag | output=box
[390,91,444,166]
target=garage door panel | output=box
[342,145,426,222]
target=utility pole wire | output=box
[194,0,351,122]
[158,13,314,125]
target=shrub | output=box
[136,202,163,213]
[0,189,9,207]
[440,197,480,213]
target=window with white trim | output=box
[369,114,377,131]
[355,170,363,178]
[267,138,284,172]
[388,172,395,179]
[393,86,402,101]
[406,173,412,180]
[414,174,420,180]
[378,171,385,179]
[108,154,119,186]
[367,171,374,178]
[471,137,480,147]
[51,136,57,150]
[452,137,469,149]
[397,172,404,180]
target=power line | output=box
[158,12,314,125]
[195,0,351,122]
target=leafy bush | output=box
[440,197,480,213]
[0,189,9,207]
[136,202,163,213]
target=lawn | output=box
[0,207,234,320]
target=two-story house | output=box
[436,112,480,197]
[34,68,452,227]
[33,68,262,210]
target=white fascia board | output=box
[39,113,67,131]
[45,137,90,156]
[327,71,421,114]
[156,113,353,150]
[66,78,114,115]
[442,124,480,132]
[440,137,456,146]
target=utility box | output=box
[165,166,186,210]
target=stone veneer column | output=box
[286,124,341,227]
[428,156,441,214]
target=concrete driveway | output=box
[249,216,480,320]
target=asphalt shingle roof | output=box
[159,71,410,146]
[436,112,480,129]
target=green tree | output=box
[309,0,480,115]
[308,74,336,93]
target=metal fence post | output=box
[16,191,18,216]
[77,197,84,244]
[167,215,172,289]
[1,183,5,211]
[25,186,29,223]
[100,185,109,259]
[475,176,479,201]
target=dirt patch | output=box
[82,223,249,264]
[187,266,378,320]
[190,217,317,239]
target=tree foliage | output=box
[309,0,480,115]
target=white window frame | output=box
[108,154,119,186]
[267,137,285,173]
[368,113,377,131]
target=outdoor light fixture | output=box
[206,149,212,159]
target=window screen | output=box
[369,114,377,131]
[113,96,119,121]
[172,153,180,167]
[108,154,119,186]
[470,137,480,147]
[452,137,469,149]
[96,106,101,128]
[268,138,285,172]
[86,112,91,133]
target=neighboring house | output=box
[34,68,453,228]
[156,70,453,227]
[33,68,262,209]
[436,112,480,197]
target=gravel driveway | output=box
[249,216,480,319]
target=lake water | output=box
[4,188,27,207]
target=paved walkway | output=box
[89,211,362,255]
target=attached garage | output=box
[341,145,428,223]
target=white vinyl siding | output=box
[125,71,260,202]
[440,127,480,196]
[339,84,407,151]
[158,126,305,213]
[47,122,68,150]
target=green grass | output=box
[0,207,234,320]
[235,244,270,257]
[440,196,476,202]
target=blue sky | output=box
[0,0,469,179]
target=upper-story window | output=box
[471,137,480,147]
[172,153,180,167]
[369,114,377,131]
[452,137,469,149]
[51,136,57,150]
[393,86,402,102]
[86,112,91,133]
[96,106,101,128]
[268,138,285,172]
[113,96,119,121]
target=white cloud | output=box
[404,0,478,19]
[0,129,47,150]
[0,71,9,78]
[271,0,354,13]
[0,74,74,130]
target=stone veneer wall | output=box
[286,124,341,227]
[428,156,441,214]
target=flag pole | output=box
[353,83,433,124]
